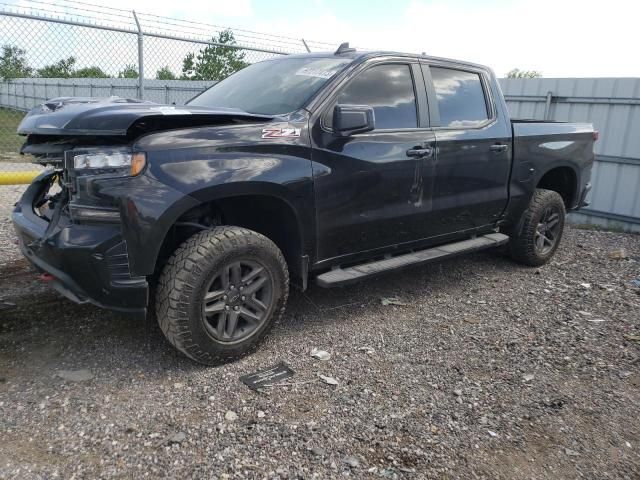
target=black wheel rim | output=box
[535,206,561,255]
[201,260,274,343]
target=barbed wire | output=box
[55,0,337,47]
[11,0,133,20]
[0,1,132,25]
[135,16,321,51]
[0,0,339,52]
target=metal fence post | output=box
[132,10,144,100]
[544,91,553,120]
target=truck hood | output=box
[17,96,275,136]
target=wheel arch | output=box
[536,164,579,209]
[152,184,311,288]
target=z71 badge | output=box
[261,127,301,139]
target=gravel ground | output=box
[0,184,29,266]
[0,209,639,478]
[0,167,44,266]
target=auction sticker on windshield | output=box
[295,67,337,79]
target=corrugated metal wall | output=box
[499,77,640,232]
[0,78,214,111]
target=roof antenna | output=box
[335,42,356,55]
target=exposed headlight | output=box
[74,152,132,169]
[68,149,146,176]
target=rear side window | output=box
[430,67,489,128]
[328,63,418,130]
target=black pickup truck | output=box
[12,45,596,364]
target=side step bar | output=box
[316,233,509,287]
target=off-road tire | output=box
[509,188,566,267]
[156,226,289,365]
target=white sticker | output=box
[150,106,192,115]
[294,67,336,79]
[261,127,301,139]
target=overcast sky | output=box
[5,0,639,77]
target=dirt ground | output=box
[0,216,639,478]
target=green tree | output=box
[74,66,109,78]
[0,45,32,80]
[118,64,138,79]
[180,29,248,81]
[37,56,76,78]
[506,68,542,79]
[156,66,176,80]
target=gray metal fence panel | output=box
[499,77,640,232]
[0,78,214,111]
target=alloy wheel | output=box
[534,207,561,255]
[201,260,274,343]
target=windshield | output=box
[187,57,351,115]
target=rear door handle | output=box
[406,146,434,158]
[490,144,509,152]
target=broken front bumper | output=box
[11,171,148,317]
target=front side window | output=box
[328,63,418,130]
[430,67,489,128]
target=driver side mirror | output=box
[332,104,375,136]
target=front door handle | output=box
[490,144,509,153]
[406,146,434,158]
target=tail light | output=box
[593,130,599,142]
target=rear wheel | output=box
[155,226,288,365]
[509,188,566,266]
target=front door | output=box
[310,60,436,262]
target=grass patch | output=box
[0,107,26,161]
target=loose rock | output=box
[167,432,186,445]
[564,448,580,457]
[318,374,339,386]
[342,455,360,468]
[56,369,94,382]
[310,348,331,361]
[608,248,628,259]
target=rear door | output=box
[420,63,512,236]
[310,59,436,262]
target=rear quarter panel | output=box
[505,122,594,227]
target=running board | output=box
[316,233,509,287]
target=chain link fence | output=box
[0,3,334,181]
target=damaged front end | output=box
[12,169,149,316]
[13,96,275,315]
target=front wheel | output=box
[509,188,566,266]
[155,226,289,365]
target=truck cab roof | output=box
[282,48,493,74]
